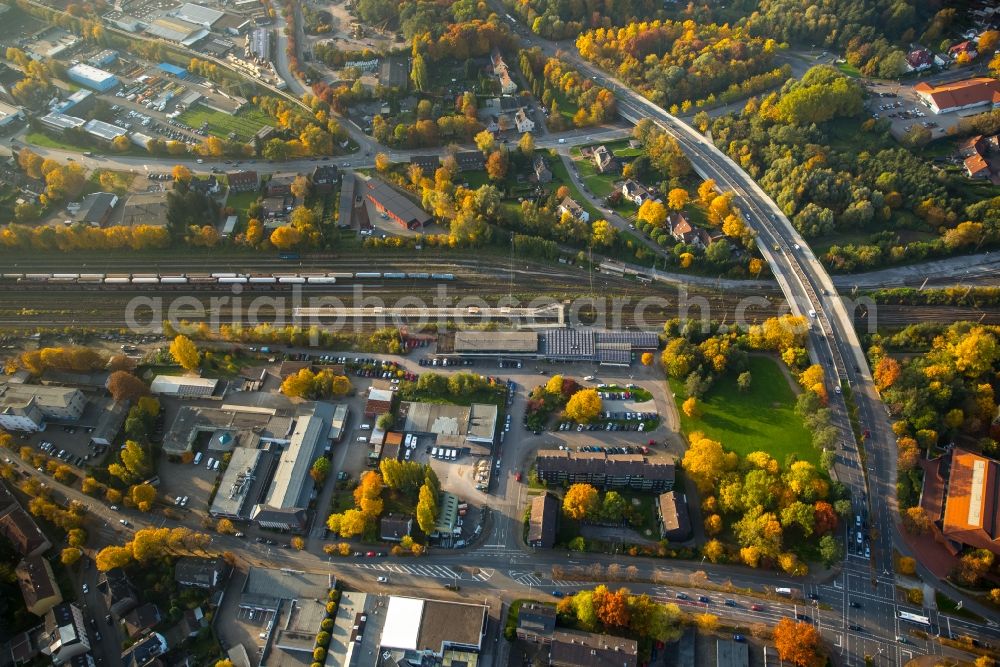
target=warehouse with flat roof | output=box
[146,17,209,46]
[150,375,219,398]
[251,403,333,531]
[67,63,119,92]
[379,596,487,658]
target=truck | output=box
[775,587,793,596]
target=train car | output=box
[248,276,278,284]
[22,274,51,282]
[48,276,77,284]
[211,272,237,279]
[52,273,80,280]
[218,276,248,284]
[1,273,23,281]
[188,274,215,284]
[131,274,159,284]
[407,272,430,279]
[276,275,306,284]
[306,276,337,284]
[354,272,382,279]
[104,275,131,284]
[79,274,105,283]
[160,276,188,284]
[383,272,406,279]
[430,273,455,280]
[327,272,354,279]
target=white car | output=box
[82,584,89,594]
[377,576,388,583]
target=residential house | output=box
[262,195,292,219]
[311,164,339,193]
[906,47,935,71]
[516,603,556,643]
[959,135,988,158]
[39,603,90,665]
[949,40,978,60]
[668,212,703,246]
[514,108,535,133]
[592,145,617,174]
[497,113,515,133]
[121,632,168,667]
[99,567,139,616]
[484,116,500,133]
[965,153,991,179]
[16,555,62,616]
[178,607,206,639]
[226,170,259,193]
[0,506,52,557]
[491,49,516,95]
[380,514,413,542]
[266,173,296,196]
[558,197,590,223]
[620,179,652,206]
[528,493,558,549]
[535,450,675,492]
[189,175,220,196]
[454,151,486,171]
[410,155,440,172]
[656,491,691,541]
[122,602,162,638]
[174,556,227,589]
[534,156,552,184]
[548,630,637,667]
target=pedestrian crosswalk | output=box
[355,562,494,581]
[509,570,580,587]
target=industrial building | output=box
[66,63,119,92]
[915,77,1000,114]
[239,568,335,658]
[0,383,86,432]
[39,112,86,135]
[52,90,94,116]
[0,101,25,131]
[398,401,497,453]
[378,596,488,660]
[174,557,227,589]
[536,450,675,492]
[121,191,170,228]
[251,402,334,531]
[435,328,658,366]
[146,16,210,46]
[74,192,118,226]
[162,402,291,455]
[208,446,273,519]
[364,177,431,229]
[83,119,126,145]
[150,375,219,398]
[174,2,224,28]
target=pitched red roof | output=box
[915,78,1000,111]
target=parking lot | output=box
[864,80,961,141]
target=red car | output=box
[366,551,376,557]
[515,471,523,482]
[751,604,764,611]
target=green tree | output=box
[310,457,331,484]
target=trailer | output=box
[188,274,216,283]
[104,276,130,284]
[160,276,188,284]
[131,275,159,284]
[327,272,354,279]
[22,274,50,282]
[218,277,248,284]
[430,273,454,280]
[52,273,80,280]
[383,272,406,279]
[407,272,430,279]
[211,272,237,278]
[79,274,106,282]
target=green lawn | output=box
[669,355,817,465]
[177,106,271,142]
[572,153,617,199]
[225,190,260,223]
[547,154,603,222]
[25,131,146,157]
[836,62,862,78]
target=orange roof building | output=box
[914,78,1000,114]
[923,449,1000,555]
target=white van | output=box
[213,460,220,471]
[193,452,203,465]
[450,449,458,460]
[357,436,368,443]
[360,424,372,431]
[431,447,439,458]
[206,457,214,470]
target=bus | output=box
[898,611,931,626]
